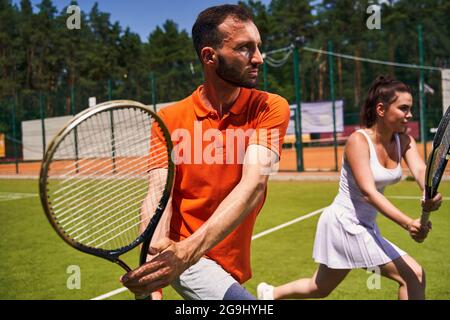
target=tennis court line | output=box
[91,287,129,300]
[0,192,37,202]
[90,206,327,300]
[251,207,326,240]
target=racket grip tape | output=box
[135,288,162,300]
[420,210,431,226]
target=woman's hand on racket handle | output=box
[406,218,432,243]
[120,237,192,296]
[421,192,442,212]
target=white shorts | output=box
[171,257,255,300]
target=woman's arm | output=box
[400,134,426,190]
[400,133,442,213]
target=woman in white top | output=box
[258,76,442,300]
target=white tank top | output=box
[333,129,403,224]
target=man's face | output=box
[214,18,263,88]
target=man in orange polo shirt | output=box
[121,4,290,300]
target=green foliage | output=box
[144,20,202,103]
[0,0,449,138]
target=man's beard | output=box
[216,55,258,89]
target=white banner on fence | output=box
[287,100,344,135]
[22,101,178,161]
[89,97,97,107]
[442,69,450,114]
[22,116,73,160]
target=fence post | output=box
[71,84,79,173]
[71,84,76,115]
[40,92,46,156]
[107,79,116,173]
[328,41,338,172]
[11,98,19,174]
[293,45,304,172]
[150,72,157,112]
[418,24,427,160]
[108,79,113,101]
[263,61,268,92]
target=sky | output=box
[12,0,272,41]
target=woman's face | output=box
[380,91,413,133]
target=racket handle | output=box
[420,210,431,226]
[135,288,162,300]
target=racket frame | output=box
[420,106,450,225]
[39,100,174,272]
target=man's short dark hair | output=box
[192,4,253,60]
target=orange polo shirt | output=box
[157,85,290,283]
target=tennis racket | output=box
[39,100,174,299]
[420,106,450,225]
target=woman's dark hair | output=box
[360,75,412,128]
[192,4,253,60]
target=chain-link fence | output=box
[1,42,448,174]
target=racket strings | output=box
[52,143,168,212]
[56,137,155,182]
[66,179,157,236]
[52,112,168,200]
[52,111,127,161]
[54,111,157,179]
[53,146,167,216]
[46,107,170,251]
[75,170,167,243]
[88,170,167,248]
[51,110,153,210]
[65,179,151,233]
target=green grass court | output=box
[0,179,448,300]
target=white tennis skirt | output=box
[312,204,407,269]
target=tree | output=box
[0,0,21,98]
[144,20,200,103]
[238,1,271,50]
[86,2,121,82]
[1,0,450,134]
